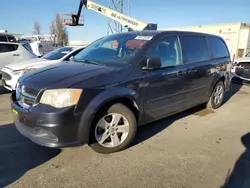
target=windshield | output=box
[246,51,250,57]
[73,34,153,66]
[43,47,73,60]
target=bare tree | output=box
[50,14,69,46]
[33,21,41,35]
[49,21,56,35]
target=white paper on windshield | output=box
[135,36,153,40]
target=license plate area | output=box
[12,109,19,117]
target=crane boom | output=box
[65,0,157,31]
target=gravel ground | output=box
[0,83,250,188]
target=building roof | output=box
[159,22,250,30]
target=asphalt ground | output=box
[0,83,250,188]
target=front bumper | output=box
[1,69,21,91]
[11,93,88,148]
[230,65,250,82]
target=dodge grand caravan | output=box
[11,31,232,153]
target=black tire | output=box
[206,81,225,109]
[89,103,137,154]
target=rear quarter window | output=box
[0,44,8,53]
[0,43,18,53]
[208,37,230,58]
[7,36,17,42]
[9,44,18,51]
[179,36,210,63]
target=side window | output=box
[0,36,7,42]
[0,44,9,53]
[7,44,18,52]
[180,36,210,63]
[7,36,17,42]
[146,36,182,68]
[0,44,18,53]
[208,37,230,58]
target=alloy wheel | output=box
[95,113,130,148]
[213,85,223,105]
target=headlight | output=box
[40,89,82,108]
[12,70,24,75]
[24,68,37,74]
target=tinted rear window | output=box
[208,37,229,58]
[180,36,210,63]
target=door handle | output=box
[188,69,198,74]
[177,70,186,77]
[13,54,19,56]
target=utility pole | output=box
[107,0,130,35]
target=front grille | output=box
[1,71,12,80]
[237,62,250,69]
[23,86,39,96]
[16,83,39,108]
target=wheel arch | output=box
[209,74,227,96]
[93,96,140,123]
[77,87,141,144]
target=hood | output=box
[5,58,48,71]
[25,60,61,70]
[19,61,117,90]
[235,57,250,63]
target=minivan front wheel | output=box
[207,81,225,109]
[90,104,137,153]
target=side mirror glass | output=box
[142,57,162,70]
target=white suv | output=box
[1,46,85,91]
[231,51,250,83]
[0,42,37,71]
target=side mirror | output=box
[142,57,162,70]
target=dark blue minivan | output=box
[11,31,231,153]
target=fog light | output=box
[32,127,58,142]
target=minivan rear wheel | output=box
[207,81,225,109]
[89,103,137,154]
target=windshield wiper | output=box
[74,59,105,66]
[83,60,102,65]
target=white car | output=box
[1,46,85,91]
[231,51,250,83]
[0,42,37,70]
